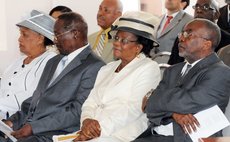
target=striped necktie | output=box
[95,32,106,57]
[182,64,192,77]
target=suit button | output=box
[7,94,9,97]
[100,104,105,109]
[14,72,17,74]
[9,82,11,86]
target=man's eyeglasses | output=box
[54,29,75,40]
[112,36,137,45]
[178,31,192,39]
[178,31,209,41]
[192,4,215,11]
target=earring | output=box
[136,52,140,58]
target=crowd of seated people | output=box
[0,0,230,142]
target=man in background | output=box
[217,0,230,33]
[88,0,123,63]
[168,0,230,65]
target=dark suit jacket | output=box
[145,53,230,142]
[217,5,230,33]
[168,29,230,65]
[8,46,105,139]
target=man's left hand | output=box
[11,123,33,139]
[172,113,200,134]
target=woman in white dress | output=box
[0,10,57,119]
[73,11,161,142]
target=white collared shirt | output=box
[228,5,230,23]
[64,43,89,68]
[181,59,202,75]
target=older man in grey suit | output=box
[134,19,230,142]
[153,0,192,54]
[2,12,105,142]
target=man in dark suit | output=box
[134,19,230,142]
[217,0,230,33]
[2,12,105,142]
[168,0,230,65]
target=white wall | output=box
[0,0,227,76]
[0,0,53,76]
[0,0,103,76]
[0,0,141,76]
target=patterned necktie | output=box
[182,64,192,77]
[94,32,106,57]
[161,16,173,33]
[49,56,68,85]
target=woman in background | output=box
[49,5,72,19]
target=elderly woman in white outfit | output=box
[0,10,56,119]
[72,11,161,142]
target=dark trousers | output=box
[0,135,52,142]
[133,128,174,142]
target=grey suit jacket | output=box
[218,45,230,67]
[154,10,193,53]
[88,30,115,63]
[8,46,105,138]
[145,53,230,142]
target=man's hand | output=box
[172,113,200,134]
[11,123,33,139]
[3,120,13,128]
[81,118,101,139]
[73,131,91,141]
[142,89,153,112]
[142,96,148,112]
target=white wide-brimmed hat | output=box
[16,10,55,41]
[111,11,160,46]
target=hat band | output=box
[26,19,54,35]
[119,18,155,30]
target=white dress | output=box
[0,50,56,119]
[81,53,161,142]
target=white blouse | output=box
[0,51,56,119]
[81,53,161,142]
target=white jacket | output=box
[81,53,161,142]
[0,51,56,119]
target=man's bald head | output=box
[97,0,123,29]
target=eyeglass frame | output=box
[54,29,76,40]
[178,31,209,41]
[192,4,215,11]
[112,35,138,45]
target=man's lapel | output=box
[183,53,221,83]
[48,46,91,88]
[160,10,185,37]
